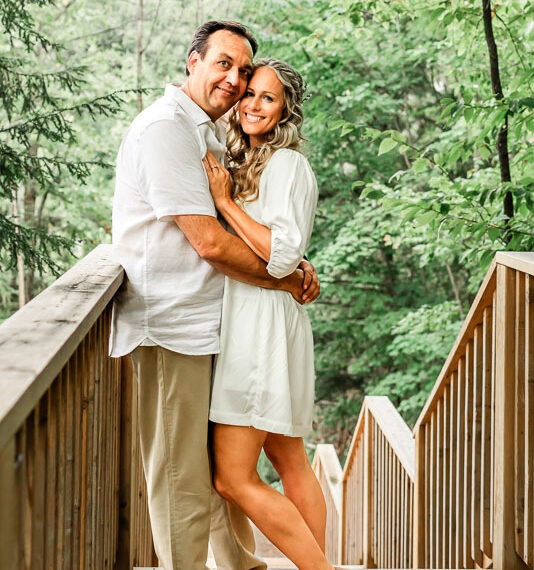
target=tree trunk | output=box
[481,0,513,236]
[11,193,26,308]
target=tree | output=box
[0,0,125,313]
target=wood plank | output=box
[449,373,458,569]
[413,423,426,568]
[55,374,66,569]
[0,245,124,452]
[480,307,493,558]
[363,409,375,569]
[441,384,450,569]
[515,273,526,559]
[496,252,534,277]
[471,325,484,566]
[456,359,466,567]
[463,344,475,568]
[0,438,23,569]
[45,386,57,568]
[435,399,443,569]
[429,412,436,568]
[63,361,74,570]
[493,264,524,569]
[72,349,82,570]
[526,275,534,564]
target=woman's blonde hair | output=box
[226,58,305,202]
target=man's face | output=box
[185,30,253,121]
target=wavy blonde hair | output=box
[226,58,305,203]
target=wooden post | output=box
[0,438,23,569]
[363,407,376,568]
[493,264,528,569]
[413,423,426,568]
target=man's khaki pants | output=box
[131,346,266,570]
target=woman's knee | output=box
[213,470,235,502]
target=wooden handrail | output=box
[0,245,123,451]
[413,252,534,569]
[342,396,415,568]
[0,245,156,570]
[315,252,534,570]
[312,444,343,563]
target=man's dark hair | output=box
[185,20,258,76]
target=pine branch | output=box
[0,213,76,276]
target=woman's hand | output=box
[298,259,320,303]
[202,150,233,206]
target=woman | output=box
[202,59,334,570]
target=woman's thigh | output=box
[212,423,268,483]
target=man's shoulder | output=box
[129,96,196,140]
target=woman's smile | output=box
[239,66,285,147]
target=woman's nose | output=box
[248,96,261,110]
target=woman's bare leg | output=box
[212,424,334,570]
[263,433,327,551]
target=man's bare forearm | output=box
[174,214,301,295]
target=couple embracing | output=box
[110,19,335,570]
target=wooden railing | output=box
[312,443,343,563]
[414,252,534,570]
[0,245,156,570]
[342,397,415,569]
[315,252,534,570]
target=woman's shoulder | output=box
[266,148,313,172]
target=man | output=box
[110,20,318,570]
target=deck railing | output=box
[341,397,415,569]
[0,245,156,570]
[315,252,534,570]
[312,443,343,563]
[2,245,533,569]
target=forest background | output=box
[1,0,532,474]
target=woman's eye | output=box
[264,95,273,102]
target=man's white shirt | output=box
[110,84,227,357]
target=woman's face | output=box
[238,66,285,147]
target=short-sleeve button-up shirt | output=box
[109,84,226,357]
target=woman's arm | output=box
[202,152,272,262]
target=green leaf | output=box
[487,227,502,241]
[378,138,398,155]
[412,157,429,174]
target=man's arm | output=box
[173,214,318,303]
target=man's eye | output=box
[218,60,229,68]
[240,70,251,78]
[244,91,253,97]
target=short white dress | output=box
[209,148,318,437]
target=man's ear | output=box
[187,50,200,75]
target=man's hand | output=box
[298,259,320,304]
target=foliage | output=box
[233,0,533,438]
[1,0,532,459]
[0,0,128,313]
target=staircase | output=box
[312,252,534,569]
[1,247,533,569]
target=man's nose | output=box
[225,66,239,86]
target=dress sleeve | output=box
[262,149,318,278]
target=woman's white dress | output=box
[209,148,318,437]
